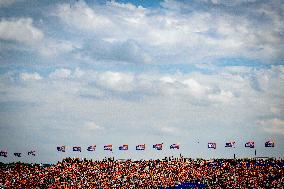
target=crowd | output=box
[0,157,283,188]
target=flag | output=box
[245,141,254,148]
[28,151,36,156]
[136,144,145,150]
[0,150,7,157]
[225,142,235,148]
[104,144,112,151]
[57,146,66,152]
[208,143,216,149]
[87,145,96,151]
[14,153,21,157]
[119,144,128,150]
[153,143,163,150]
[170,144,180,149]
[73,146,81,152]
[265,140,275,147]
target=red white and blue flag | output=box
[225,142,235,148]
[104,144,112,151]
[57,146,66,152]
[14,153,22,157]
[28,150,36,156]
[119,144,128,150]
[73,146,81,152]
[14,153,21,157]
[245,141,255,148]
[153,143,163,150]
[208,143,216,149]
[265,140,275,147]
[170,144,180,149]
[87,145,96,151]
[136,144,145,150]
[0,150,7,157]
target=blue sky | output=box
[0,0,283,163]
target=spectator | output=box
[0,157,283,188]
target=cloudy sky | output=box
[0,0,283,163]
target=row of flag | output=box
[56,140,275,152]
[208,140,275,149]
[0,141,275,157]
[57,143,178,152]
[0,151,35,158]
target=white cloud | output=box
[68,69,242,105]
[159,76,176,84]
[56,1,113,32]
[160,126,176,133]
[106,1,145,11]
[96,71,134,92]
[49,68,72,79]
[0,0,19,7]
[0,18,78,58]
[208,90,234,103]
[39,40,78,57]
[84,121,104,131]
[73,68,85,78]
[54,1,284,63]
[223,66,253,74]
[270,107,281,115]
[182,78,209,98]
[20,72,42,81]
[1,65,284,161]
[200,0,258,6]
[0,18,43,44]
[258,118,284,135]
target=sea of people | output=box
[0,157,283,188]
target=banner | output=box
[14,153,21,157]
[153,143,163,150]
[208,143,216,149]
[173,182,206,189]
[57,146,66,152]
[170,144,180,149]
[136,144,145,150]
[104,144,112,151]
[225,142,235,148]
[73,147,81,152]
[119,144,128,150]
[265,140,275,147]
[0,151,7,157]
[245,141,254,148]
[28,151,36,156]
[87,145,96,151]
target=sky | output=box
[0,0,283,163]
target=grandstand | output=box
[0,157,283,188]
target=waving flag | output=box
[0,150,7,157]
[136,144,145,150]
[14,153,21,157]
[265,140,275,147]
[73,146,81,152]
[104,144,112,151]
[153,143,163,150]
[87,145,96,151]
[208,143,216,149]
[225,142,235,148]
[245,141,255,148]
[170,144,180,149]
[57,146,66,152]
[119,144,128,150]
[28,151,36,156]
